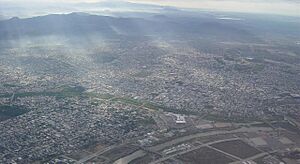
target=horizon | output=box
[0,0,299,19]
[1,0,300,163]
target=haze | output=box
[1,0,300,163]
[0,0,300,19]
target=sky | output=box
[0,0,299,17]
[128,0,300,16]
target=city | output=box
[0,0,300,164]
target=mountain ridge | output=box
[0,12,258,42]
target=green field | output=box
[0,86,86,99]
[0,105,28,121]
[178,147,235,164]
[1,85,262,123]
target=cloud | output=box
[0,0,299,17]
[128,0,300,16]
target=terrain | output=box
[0,8,300,164]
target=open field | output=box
[99,145,140,163]
[253,155,268,164]
[0,86,85,99]
[129,153,159,164]
[177,147,235,164]
[211,140,261,159]
[68,151,91,161]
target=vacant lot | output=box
[211,140,261,159]
[177,147,235,164]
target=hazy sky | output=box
[0,0,299,17]
[129,0,300,16]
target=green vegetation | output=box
[2,83,19,87]
[144,102,200,115]
[211,140,261,159]
[86,93,114,100]
[138,117,156,125]
[93,54,118,64]
[163,108,200,116]
[204,114,260,123]
[0,105,27,121]
[61,85,85,93]
[281,65,299,75]
[178,147,234,164]
[132,71,152,78]
[0,86,86,99]
[234,63,265,73]
[0,86,201,116]
[143,102,163,110]
[214,57,226,65]
[111,97,143,106]
[0,87,267,123]
[11,92,57,98]
[0,92,55,98]
[0,88,275,123]
[56,86,85,98]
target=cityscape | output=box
[0,0,300,164]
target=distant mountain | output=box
[0,0,173,19]
[0,12,258,42]
[77,1,162,9]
